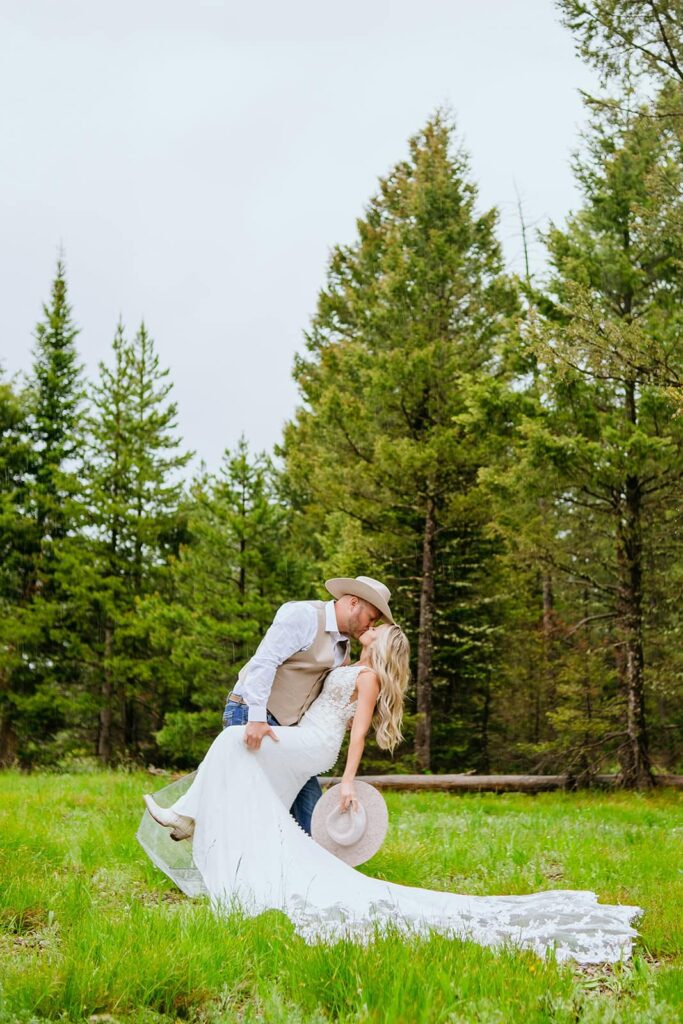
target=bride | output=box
[138,623,642,964]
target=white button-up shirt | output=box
[233,600,350,722]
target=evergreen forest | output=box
[1,0,682,786]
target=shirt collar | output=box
[325,599,348,642]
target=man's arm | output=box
[239,601,317,722]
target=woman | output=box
[138,624,642,963]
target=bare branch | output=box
[564,611,618,638]
[647,0,683,82]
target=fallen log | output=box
[318,773,683,792]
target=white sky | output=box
[1,0,597,472]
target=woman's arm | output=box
[339,669,380,812]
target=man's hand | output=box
[244,721,279,751]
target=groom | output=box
[222,575,395,835]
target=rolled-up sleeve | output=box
[239,602,317,722]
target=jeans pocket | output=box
[223,703,248,729]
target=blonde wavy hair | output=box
[368,623,410,752]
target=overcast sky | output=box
[1,0,597,473]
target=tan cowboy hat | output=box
[311,781,389,866]
[324,575,395,624]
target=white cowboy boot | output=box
[143,794,194,842]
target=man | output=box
[222,575,395,834]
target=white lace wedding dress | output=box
[137,663,642,963]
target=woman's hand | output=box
[339,780,358,813]
[339,670,380,811]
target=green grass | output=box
[0,771,681,1023]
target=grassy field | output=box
[0,771,681,1023]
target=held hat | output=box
[324,575,395,624]
[311,781,389,866]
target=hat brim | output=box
[311,781,389,866]
[324,578,395,624]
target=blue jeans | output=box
[222,698,323,836]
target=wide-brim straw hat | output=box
[311,781,389,866]
[324,575,395,624]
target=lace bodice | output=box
[300,663,366,735]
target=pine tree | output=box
[515,97,683,787]
[81,324,137,761]
[76,321,191,762]
[29,259,84,546]
[558,2,683,356]
[154,438,315,766]
[282,111,519,771]
[0,373,34,763]
[558,1,683,89]
[2,261,86,765]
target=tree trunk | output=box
[0,710,18,766]
[239,481,246,599]
[479,674,491,774]
[616,382,654,789]
[0,659,18,766]
[532,572,554,744]
[239,538,246,600]
[98,623,114,763]
[541,574,554,666]
[415,496,436,772]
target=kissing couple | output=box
[138,575,642,963]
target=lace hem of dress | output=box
[208,890,643,964]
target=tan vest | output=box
[237,600,338,726]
